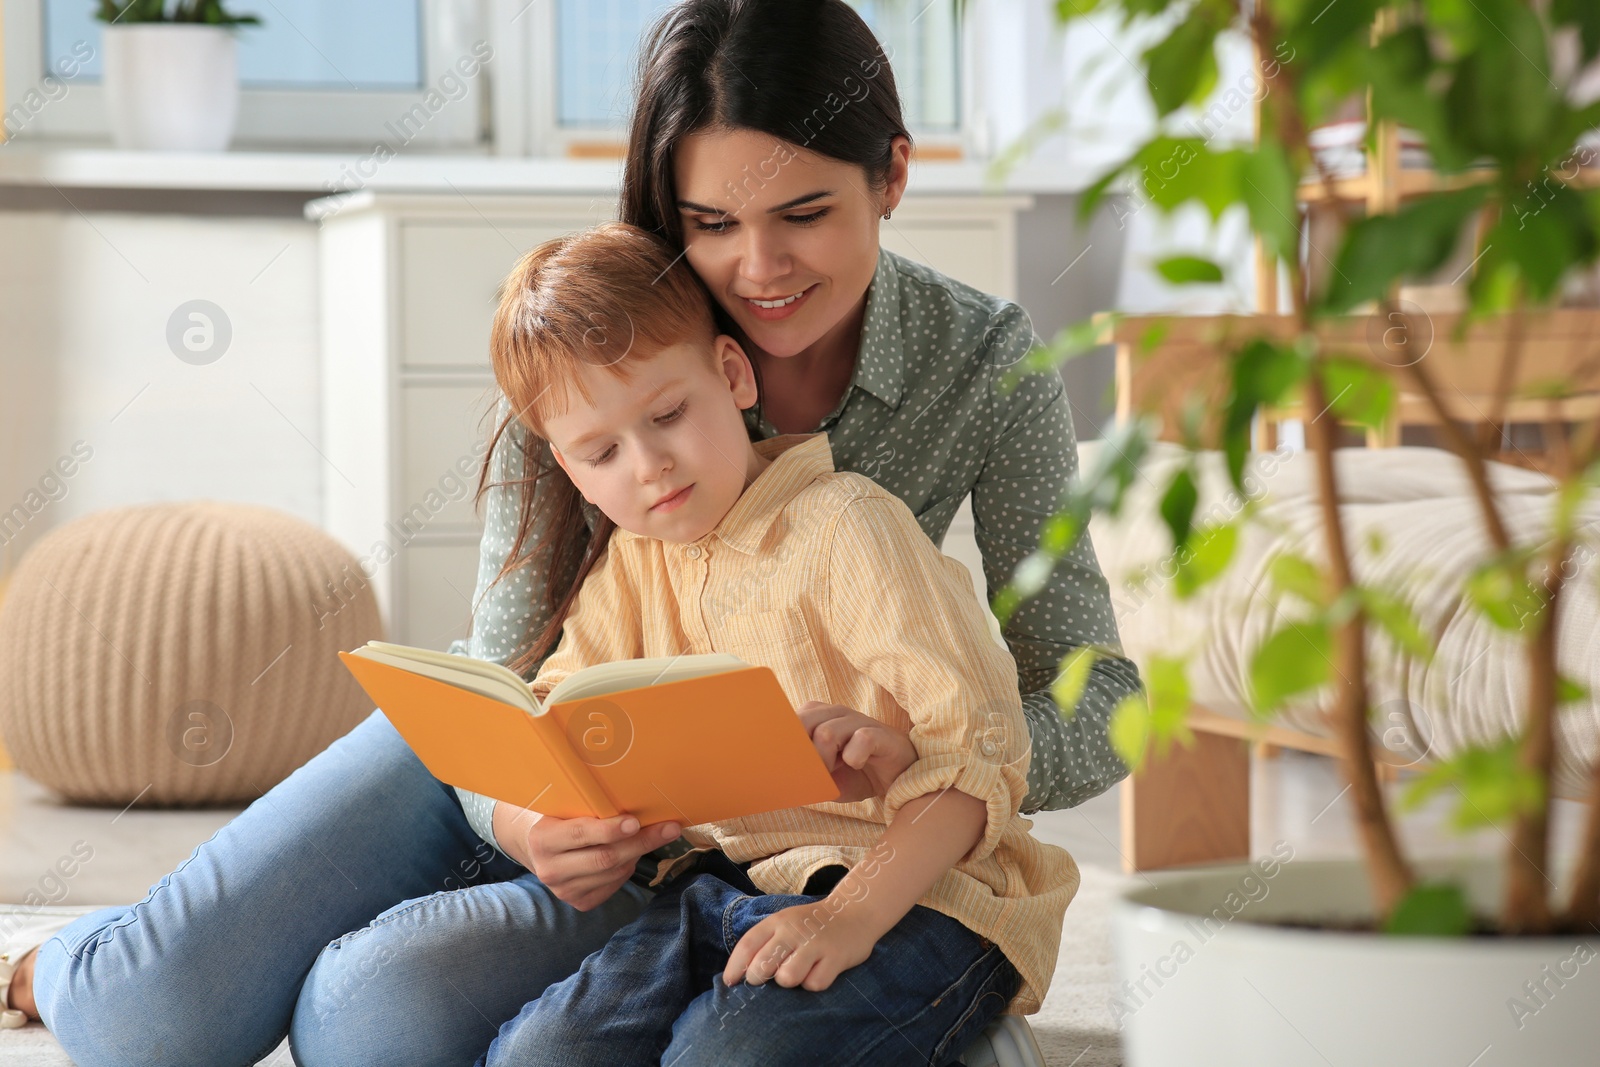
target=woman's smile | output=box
[741,283,818,321]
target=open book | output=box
[337,641,840,826]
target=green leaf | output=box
[1402,738,1545,830]
[1144,11,1221,117]
[1361,587,1435,662]
[1473,186,1595,306]
[1241,143,1300,265]
[1366,25,1470,174]
[1285,0,1385,79]
[1464,559,1544,631]
[1384,882,1473,937]
[1053,646,1101,719]
[1175,522,1238,599]
[1322,186,1492,313]
[1055,0,1111,22]
[1146,655,1194,758]
[1160,465,1199,550]
[1553,0,1600,62]
[1444,0,1555,162]
[1319,358,1396,432]
[1558,675,1590,705]
[1156,255,1225,284]
[1109,691,1153,772]
[1249,620,1332,714]
[1269,552,1326,606]
[1133,139,1246,221]
[1223,340,1308,490]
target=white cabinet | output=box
[310,190,1029,648]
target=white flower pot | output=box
[102,24,239,151]
[1112,853,1598,1066]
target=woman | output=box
[11,2,1140,1065]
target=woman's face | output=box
[673,127,909,360]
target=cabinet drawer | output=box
[401,383,499,530]
[401,214,611,368]
[400,540,484,650]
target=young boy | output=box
[474,222,1078,1065]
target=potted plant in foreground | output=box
[97,0,260,151]
[991,2,1600,1064]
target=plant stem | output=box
[1390,306,1561,933]
[1559,415,1600,927]
[1480,293,1527,459]
[1504,541,1568,933]
[1302,372,1416,913]
[1247,1,1414,916]
[1391,322,1513,553]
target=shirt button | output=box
[686,546,701,559]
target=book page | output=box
[354,642,535,712]
[545,653,748,708]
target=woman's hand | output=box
[493,801,681,912]
[723,897,885,992]
[796,701,916,802]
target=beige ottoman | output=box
[0,501,385,806]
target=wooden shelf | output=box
[1295,163,1600,205]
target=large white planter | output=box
[1113,854,1598,1066]
[102,24,239,151]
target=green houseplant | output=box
[991,1,1600,1062]
[95,1,260,151]
[96,1,259,25]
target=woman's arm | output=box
[972,304,1146,812]
[447,399,554,858]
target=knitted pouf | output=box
[0,501,385,806]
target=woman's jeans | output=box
[29,708,653,1067]
[474,849,1021,1067]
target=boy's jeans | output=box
[30,708,653,1067]
[475,848,1021,1067]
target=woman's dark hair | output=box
[466,0,911,676]
[620,0,913,246]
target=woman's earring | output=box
[882,209,892,220]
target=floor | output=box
[2,749,1589,1066]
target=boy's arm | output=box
[724,492,1030,992]
[826,492,1031,865]
[724,786,987,990]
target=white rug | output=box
[0,867,1130,1067]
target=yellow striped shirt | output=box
[527,431,1079,1015]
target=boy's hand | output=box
[797,701,915,802]
[723,897,885,992]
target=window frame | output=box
[2,0,490,150]
[487,0,972,160]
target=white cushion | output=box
[1079,441,1600,796]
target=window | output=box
[500,0,964,156]
[43,0,425,89]
[5,0,485,148]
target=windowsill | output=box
[0,141,1096,196]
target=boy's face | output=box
[546,336,771,544]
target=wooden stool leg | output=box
[1120,730,1251,873]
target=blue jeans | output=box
[30,708,653,1067]
[475,849,1021,1067]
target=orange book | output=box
[337,641,840,826]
